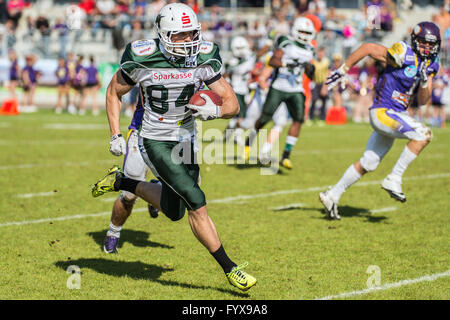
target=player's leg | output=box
[103,129,159,254]
[56,85,63,114]
[144,138,256,290]
[440,105,446,128]
[244,87,283,159]
[320,129,395,219]
[233,93,248,146]
[259,103,289,162]
[78,86,87,115]
[279,92,306,169]
[380,110,433,202]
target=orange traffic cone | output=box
[325,105,347,125]
[0,99,20,115]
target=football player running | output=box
[244,17,316,169]
[103,96,160,254]
[320,22,441,220]
[223,36,256,146]
[91,3,256,291]
[241,48,290,163]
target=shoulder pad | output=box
[131,39,157,57]
[387,41,408,67]
[199,41,214,55]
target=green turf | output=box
[0,110,448,300]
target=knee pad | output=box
[417,125,433,142]
[360,150,381,172]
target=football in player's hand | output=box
[189,90,222,108]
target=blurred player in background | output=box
[350,59,377,123]
[21,54,40,109]
[223,36,255,146]
[91,3,256,291]
[83,56,102,116]
[8,49,20,101]
[429,68,448,128]
[320,21,441,220]
[307,46,330,126]
[244,16,316,170]
[55,56,70,114]
[71,55,87,115]
[241,43,289,163]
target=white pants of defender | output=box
[121,129,149,202]
[360,108,432,171]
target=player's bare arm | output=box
[417,74,434,105]
[105,70,134,136]
[268,48,284,68]
[207,76,240,118]
[344,43,390,69]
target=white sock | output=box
[285,135,298,147]
[390,146,417,179]
[106,222,122,238]
[329,164,362,202]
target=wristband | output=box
[111,133,122,140]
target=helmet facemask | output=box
[158,27,202,58]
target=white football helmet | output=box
[291,17,316,45]
[231,36,251,58]
[155,3,202,58]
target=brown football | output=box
[189,90,222,107]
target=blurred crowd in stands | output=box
[0,0,449,125]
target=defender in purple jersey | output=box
[319,21,441,220]
[103,95,160,254]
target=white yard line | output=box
[367,206,397,214]
[315,270,450,300]
[2,172,449,228]
[17,191,56,199]
[209,173,450,204]
[43,123,108,130]
[0,159,112,170]
[0,208,148,227]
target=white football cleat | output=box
[319,189,341,220]
[381,174,406,202]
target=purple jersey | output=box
[72,64,86,86]
[23,66,38,84]
[56,65,69,85]
[129,94,144,131]
[10,60,19,80]
[85,65,99,85]
[371,41,440,112]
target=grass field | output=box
[0,109,449,300]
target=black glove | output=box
[303,62,315,80]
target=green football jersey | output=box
[271,35,315,93]
[120,38,223,141]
